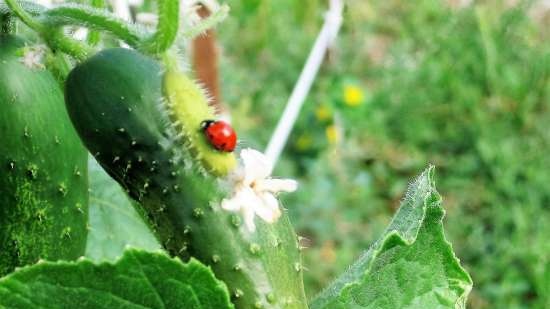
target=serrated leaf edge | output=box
[0,248,234,309]
[311,166,473,309]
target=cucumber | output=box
[65,48,308,309]
[0,35,89,276]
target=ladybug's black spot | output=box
[200,119,215,131]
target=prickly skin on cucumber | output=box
[65,48,308,309]
[0,35,89,276]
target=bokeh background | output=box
[215,0,550,308]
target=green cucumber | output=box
[65,48,308,309]
[0,35,89,276]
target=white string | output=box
[264,0,344,167]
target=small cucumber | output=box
[163,64,237,176]
[65,48,308,309]
[0,35,89,276]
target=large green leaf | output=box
[86,158,160,261]
[0,249,234,309]
[310,166,473,309]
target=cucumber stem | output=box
[139,0,180,54]
[0,1,44,34]
[40,4,143,48]
[3,0,43,31]
[87,0,105,46]
[3,0,92,61]
[43,29,91,62]
[4,0,180,60]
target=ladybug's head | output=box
[200,119,215,131]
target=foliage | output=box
[86,158,160,261]
[0,249,234,309]
[311,167,472,309]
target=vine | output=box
[139,0,179,54]
[39,4,144,48]
[3,0,91,60]
[1,0,175,60]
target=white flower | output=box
[221,148,297,232]
[20,45,46,70]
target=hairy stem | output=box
[87,0,104,46]
[44,29,91,61]
[40,4,143,48]
[0,1,45,16]
[3,0,92,61]
[3,0,43,31]
[1,1,45,34]
[140,0,179,54]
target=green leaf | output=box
[0,249,234,309]
[86,158,160,261]
[310,166,473,309]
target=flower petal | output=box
[257,179,298,193]
[256,192,281,223]
[220,148,297,232]
[264,193,281,212]
[243,204,256,232]
[241,148,273,185]
[222,185,263,212]
[221,196,241,212]
[239,186,264,207]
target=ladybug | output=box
[201,119,237,152]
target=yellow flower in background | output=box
[295,134,313,151]
[343,85,364,107]
[325,125,339,144]
[315,104,332,121]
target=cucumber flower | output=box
[20,45,46,69]
[221,148,298,232]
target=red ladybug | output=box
[201,120,237,152]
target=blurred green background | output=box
[216,0,550,308]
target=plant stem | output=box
[0,1,45,15]
[1,1,45,33]
[40,4,143,48]
[140,0,179,54]
[3,0,43,31]
[4,0,92,61]
[44,29,91,62]
[87,0,104,46]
